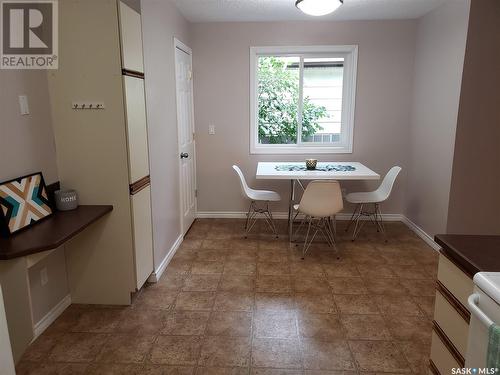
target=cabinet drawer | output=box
[437,254,473,309]
[434,291,469,357]
[430,330,461,375]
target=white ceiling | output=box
[173,0,448,23]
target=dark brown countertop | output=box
[435,234,500,278]
[0,205,113,260]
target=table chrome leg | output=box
[288,179,296,241]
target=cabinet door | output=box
[123,75,150,183]
[118,1,144,73]
[130,185,154,290]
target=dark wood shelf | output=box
[0,205,113,260]
[435,234,500,277]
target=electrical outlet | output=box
[208,124,215,135]
[40,268,48,286]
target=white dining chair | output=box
[232,165,281,237]
[345,166,402,241]
[293,180,344,258]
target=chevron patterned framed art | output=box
[0,172,53,236]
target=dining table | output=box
[255,161,380,240]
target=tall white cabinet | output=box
[48,0,154,304]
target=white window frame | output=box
[250,45,358,154]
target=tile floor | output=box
[17,219,438,375]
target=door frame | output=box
[174,37,197,236]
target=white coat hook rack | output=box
[72,101,106,110]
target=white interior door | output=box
[175,39,196,235]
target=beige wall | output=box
[0,70,69,327]
[405,0,470,236]
[447,0,500,235]
[141,0,192,268]
[0,71,58,184]
[192,20,417,214]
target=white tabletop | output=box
[256,162,380,180]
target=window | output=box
[250,45,358,154]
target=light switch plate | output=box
[19,95,29,115]
[40,268,48,286]
[208,124,215,135]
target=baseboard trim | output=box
[33,294,71,340]
[196,211,439,250]
[196,211,403,222]
[401,216,441,251]
[148,234,183,283]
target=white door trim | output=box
[174,37,197,236]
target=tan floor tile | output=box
[252,338,302,369]
[16,362,89,375]
[293,277,331,294]
[191,261,224,275]
[328,277,368,295]
[356,264,397,278]
[373,295,423,316]
[219,275,256,292]
[48,332,109,362]
[340,314,391,340]
[116,309,168,335]
[43,307,83,334]
[259,240,293,251]
[256,275,292,293]
[388,265,432,279]
[257,249,289,263]
[213,291,254,311]
[254,310,298,339]
[295,293,336,314]
[202,239,234,250]
[399,340,431,374]
[298,312,344,341]
[290,262,326,278]
[255,293,295,311]
[226,248,258,262]
[224,260,257,275]
[183,274,221,292]
[142,365,195,374]
[175,292,216,311]
[180,239,203,250]
[134,289,178,310]
[363,278,407,295]
[197,367,249,375]
[251,369,303,375]
[413,295,435,318]
[164,260,192,275]
[348,340,410,373]
[156,273,187,291]
[196,249,228,262]
[149,335,202,365]
[323,263,360,278]
[301,339,354,370]
[424,264,438,278]
[257,262,291,276]
[70,308,124,333]
[333,295,379,315]
[20,332,60,361]
[199,336,251,367]
[96,334,154,363]
[161,311,210,335]
[398,279,436,296]
[384,315,432,342]
[207,311,252,336]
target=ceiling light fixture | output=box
[295,0,343,16]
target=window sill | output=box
[250,145,353,155]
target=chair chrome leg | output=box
[375,203,387,242]
[243,200,279,238]
[345,204,360,233]
[351,203,365,241]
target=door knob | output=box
[180,152,189,159]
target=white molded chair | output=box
[293,180,343,258]
[232,165,281,237]
[345,166,402,241]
